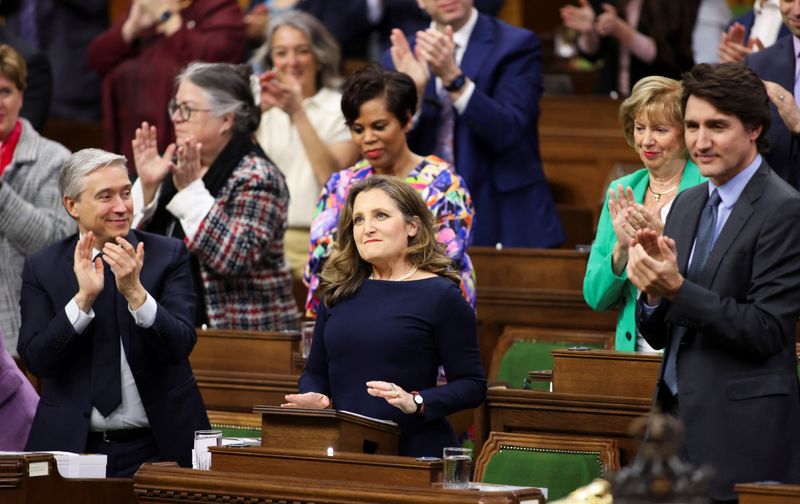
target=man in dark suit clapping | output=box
[18,148,209,477]
[628,63,800,503]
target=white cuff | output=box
[65,298,94,334]
[128,291,157,328]
[366,0,383,24]
[452,79,475,115]
[165,179,215,242]
[132,178,162,229]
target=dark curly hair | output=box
[341,64,417,128]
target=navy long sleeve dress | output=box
[299,276,486,457]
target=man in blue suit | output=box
[383,0,563,248]
[17,149,209,477]
[746,0,800,190]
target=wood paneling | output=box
[134,463,545,503]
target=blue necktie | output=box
[663,190,721,395]
[90,256,122,417]
[18,0,39,47]
[434,88,455,165]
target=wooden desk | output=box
[470,247,617,376]
[210,446,442,487]
[255,405,400,455]
[552,349,661,399]
[0,454,134,504]
[482,387,650,465]
[540,96,639,223]
[191,328,300,375]
[190,328,301,412]
[737,482,800,503]
[134,463,544,503]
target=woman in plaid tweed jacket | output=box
[0,45,75,355]
[132,62,299,331]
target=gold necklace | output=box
[370,265,418,281]
[649,183,679,201]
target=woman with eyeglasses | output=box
[130,61,299,331]
[87,0,246,173]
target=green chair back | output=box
[210,423,262,439]
[496,340,603,389]
[481,445,604,501]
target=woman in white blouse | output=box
[253,11,359,281]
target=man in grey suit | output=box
[628,63,800,503]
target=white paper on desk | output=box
[469,482,547,499]
[221,437,260,447]
[338,410,398,427]
[0,451,107,479]
[44,451,107,479]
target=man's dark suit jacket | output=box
[639,163,800,501]
[0,28,51,131]
[747,35,800,189]
[17,230,209,467]
[382,13,564,248]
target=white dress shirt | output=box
[65,243,156,430]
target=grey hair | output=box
[59,148,127,200]
[254,10,342,89]
[176,62,261,134]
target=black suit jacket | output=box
[17,230,209,467]
[747,34,800,189]
[0,28,51,131]
[639,163,800,500]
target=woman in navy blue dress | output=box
[284,175,486,457]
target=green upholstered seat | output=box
[475,432,620,502]
[496,340,603,389]
[481,445,604,501]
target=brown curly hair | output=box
[319,175,460,307]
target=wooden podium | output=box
[0,454,134,504]
[254,405,401,455]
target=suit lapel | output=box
[63,238,80,306]
[460,14,493,82]
[669,187,708,276]
[778,36,796,93]
[695,164,766,287]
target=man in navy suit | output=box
[383,0,563,248]
[17,148,209,477]
[629,63,800,503]
[745,0,800,189]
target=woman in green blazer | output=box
[584,76,706,352]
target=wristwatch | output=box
[158,10,173,24]
[444,73,466,93]
[411,391,425,415]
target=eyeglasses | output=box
[168,99,212,121]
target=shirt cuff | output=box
[639,298,659,320]
[132,178,161,229]
[165,179,215,241]
[366,0,383,24]
[65,298,94,334]
[128,291,157,328]
[452,79,475,114]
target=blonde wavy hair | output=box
[618,75,686,155]
[319,175,460,307]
